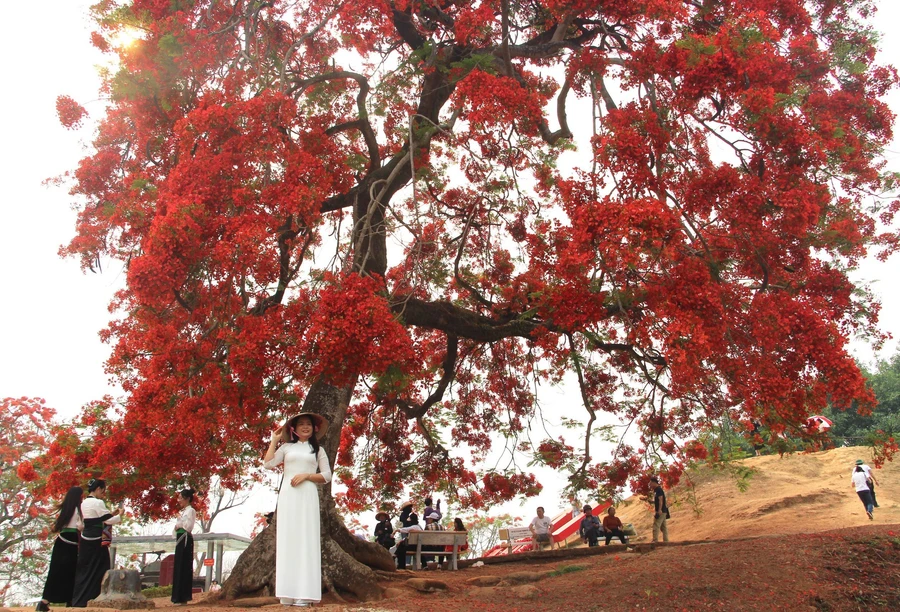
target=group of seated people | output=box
[578,504,629,546]
[372,497,467,569]
[530,503,629,549]
[373,498,628,568]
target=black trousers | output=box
[171,532,194,603]
[395,540,410,569]
[869,481,879,507]
[583,530,599,547]
[604,529,628,545]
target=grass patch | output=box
[548,564,587,577]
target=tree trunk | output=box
[220,54,456,600]
[218,380,394,602]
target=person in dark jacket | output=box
[373,511,394,549]
[399,500,415,527]
[650,476,669,543]
[578,504,601,547]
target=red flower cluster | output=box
[55,95,87,129]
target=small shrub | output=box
[141,584,172,597]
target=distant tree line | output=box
[825,351,900,445]
[699,350,900,460]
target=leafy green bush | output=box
[141,584,172,597]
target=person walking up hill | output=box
[851,459,879,508]
[852,465,875,520]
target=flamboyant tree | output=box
[55,0,898,600]
[0,398,58,604]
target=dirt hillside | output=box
[8,446,898,611]
[612,445,900,542]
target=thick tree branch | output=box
[288,71,380,172]
[393,297,546,342]
[538,78,573,145]
[251,222,313,315]
[391,7,426,49]
[396,333,459,419]
[568,333,597,487]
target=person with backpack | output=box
[852,464,875,520]
[851,459,879,508]
[578,504,601,547]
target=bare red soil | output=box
[10,447,898,611]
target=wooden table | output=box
[406,531,468,570]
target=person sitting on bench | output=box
[602,506,628,546]
[392,512,422,569]
[529,506,553,551]
[579,504,602,547]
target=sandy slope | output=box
[612,445,900,542]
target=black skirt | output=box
[171,531,194,603]
[41,531,80,604]
[70,536,109,607]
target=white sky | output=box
[1,2,898,537]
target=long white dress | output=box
[265,441,332,603]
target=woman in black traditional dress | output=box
[35,487,83,611]
[171,488,197,604]
[71,479,121,607]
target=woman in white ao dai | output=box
[263,412,332,607]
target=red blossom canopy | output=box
[51,0,899,516]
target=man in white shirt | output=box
[852,459,879,508]
[529,507,553,551]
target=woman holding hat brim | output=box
[264,412,332,607]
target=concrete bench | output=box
[406,531,468,570]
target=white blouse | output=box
[174,506,196,533]
[62,512,84,531]
[852,470,872,492]
[264,442,332,483]
[81,497,121,524]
